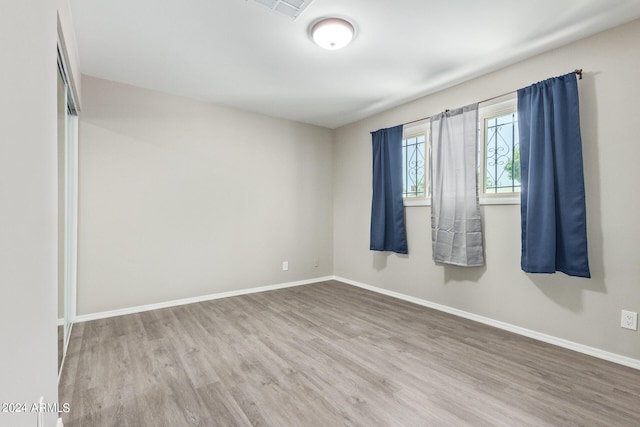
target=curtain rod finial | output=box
[575,69,583,80]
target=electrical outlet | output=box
[282,261,288,271]
[621,310,638,331]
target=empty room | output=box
[3,0,640,426]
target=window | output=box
[401,123,428,204]
[478,96,520,204]
[401,97,520,207]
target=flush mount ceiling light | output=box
[310,18,355,50]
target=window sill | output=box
[480,195,520,205]
[403,196,520,207]
[404,198,430,207]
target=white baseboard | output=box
[57,318,63,326]
[74,276,334,323]
[333,275,640,370]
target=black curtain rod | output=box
[395,69,583,128]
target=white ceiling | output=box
[70,0,640,129]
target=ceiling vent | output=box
[248,0,314,20]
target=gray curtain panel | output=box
[430,104,484,267]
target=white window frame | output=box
[478,94,520,205]
[402,121,430,207]
[402,95,521,208]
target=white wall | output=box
[0,1,59,426]
[333,19,640,360]
[77,75,333,315]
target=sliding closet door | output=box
[57,52,78,376]
[57,67,68,373]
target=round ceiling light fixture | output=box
[310,17,355,50]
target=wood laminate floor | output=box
[59,281,640,426]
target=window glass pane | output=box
[484,112,520,193]
[402,135,426,198]
[496,113,513,126]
